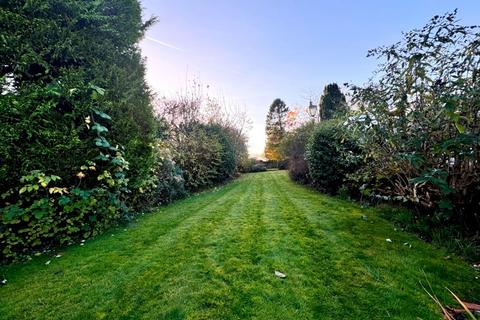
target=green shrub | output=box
[1,102,129,262]
[281,122,315,184]
[132,142,187,209]
[306,120,362,194]
[205,124,237,182]
[170,122,238,191]
[154,157,187,204]
[239,159,268,173]
[239,158,257,173]
[250,164,268,172]
[349,11,480,231]
[174,123,221,191]
[154,86,249,190]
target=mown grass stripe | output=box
[1,171,479,320]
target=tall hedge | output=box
[0,0,156,198]
[0,0,156,261]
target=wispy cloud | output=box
[145,36,184,52]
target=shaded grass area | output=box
[1,171,479,319]
[379,205,480,260]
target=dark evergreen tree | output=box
[319,83,348,120]
[264,98,289,160]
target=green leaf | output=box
[454,122,465,133]
[94,137,111,148]
[3,205,23,220]
[91,123,109,134]
[93,109,112,121]
[89,84,105,96]
[46,83,62,97]
[33,210,48,219]
[95,153,110,161]
[58,196,71,206]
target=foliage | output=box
[281,121,315,184]
[172,123,222,191]
[348,11,480,231]
[0,0,156,261]
[250,164,268,172]
[138,141,188,208]
[1,95,129,262]
[153,156,186,204]
[380,205,480,259]
[239,158,256,173]
[158,121,240,192]
[239,159,270,173]
[205,124,237,182]
[155,83,249,191]
[0,0,156,207]
[129,140,187,210]
[265,98,289,161]
[319,83,348,120]
[306,120,362,194]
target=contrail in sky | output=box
[145,36,184,52]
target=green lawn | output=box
[1,171,479,319]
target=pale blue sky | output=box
[139,0,480,156]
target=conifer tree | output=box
[264,98,289,160]
[319,83,348,120]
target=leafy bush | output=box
[205,124,237,182]
[239,158,256,173]
[167,122,239,191]
[154,156,187,204]
[348,11,480,231]
[173,123,221,191]
[1,99,129,262]
[250,164,268,173]
[281,122,315,184]
[155,87,249,192]
[306,120,362,194]
[239,159,268,173]
[277,159,288,170]
[132,141,187,209]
